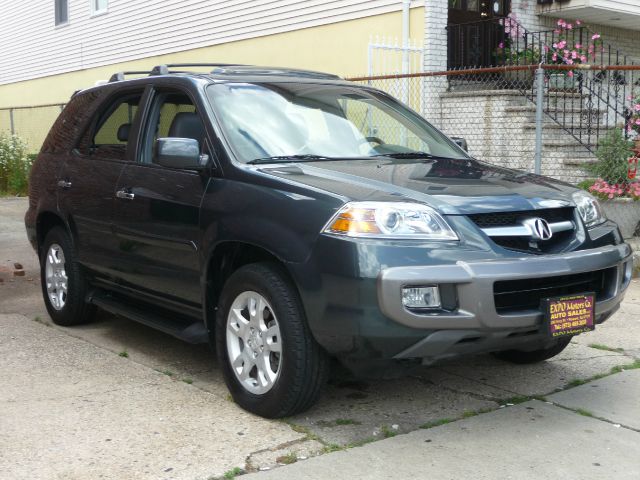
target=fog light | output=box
[402,286,441,309]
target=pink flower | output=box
[576,20,582,25]
[634,104,640,112]
[567,59,574,65]
[499,42,505,48]
[552,53,558,61]
[558,40,567,49]
[568,70,575,77]
[567,23,573,30]
[575,43,582,49]
[580,55,587,62]
[572,51,578,59]
[592,33,601,40]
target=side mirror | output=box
[451,137,468,152]
[156,138,205,169]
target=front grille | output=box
[494,268,614,314]
[468,207,575,228]
[468,208,576,254]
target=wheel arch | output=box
[36,211,73,254]
[203,241,298,332]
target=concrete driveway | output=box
[1,197,639,479]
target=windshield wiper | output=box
[246,154,334,165]
[374,151,456,160]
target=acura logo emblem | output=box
[523,218,553,241]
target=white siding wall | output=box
[0,0,419,85]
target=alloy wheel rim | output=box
[45,244,68,311]
[226,291,282,395]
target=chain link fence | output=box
[0,104,65,154]
[347,65,640,188]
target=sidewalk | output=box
[244,369,640,480]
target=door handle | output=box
[116,189,135,200]
[57,180,72,189]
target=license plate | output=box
[542,293,595,338]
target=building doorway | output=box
[447,0,511,69]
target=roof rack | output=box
[108,70,156,82]
[109,64,244,82]
[108,63,341,83]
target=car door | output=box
[111,87,211,306]
[58,88,146,278]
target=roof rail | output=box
[150,63,244,76]
[109,70,155,82]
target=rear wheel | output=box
[215,262,329,418]
[40,227,95,326]
[493,338,572,364]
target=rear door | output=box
[58,88,146,278]
[111,86,211,306]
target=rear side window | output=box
[41,91,101,154]
[93,97,139,146]
[77,91,144,160]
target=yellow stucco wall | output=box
[0,7,424,109]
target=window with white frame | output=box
[91,0,108,15]
[55,0,69,25]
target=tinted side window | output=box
[77,91,143,160]
[41,91,101,154]
[141,91,204,164]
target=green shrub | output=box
[584,128,634,185]
[0,133,32,196]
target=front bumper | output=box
[292,237,632,368]
[379,243,633,361]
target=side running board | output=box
[88,292,209,344]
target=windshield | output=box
[206,82,469,163]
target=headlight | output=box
[572,191,606,228]
[323,202,458,240]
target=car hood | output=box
[258,157,578,215]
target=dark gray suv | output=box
[26,64,633,418]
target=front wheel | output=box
[215,262,329,418]
[493,338,572,364]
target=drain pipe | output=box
[401,0,410,75]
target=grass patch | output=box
[321,443,343,454]
[380,425,398,438]
[335,418,361,426]
[566,378,589,388]
[182,378,193,384]
[500,395,530,405]
[223,467,243,479]
[118,350,129,358]
[276,452,297,465]
[420,418,455,429]
[576,409,594,418]
[588,343,624,353]
[33,316,50,327]
[162,370,174,377]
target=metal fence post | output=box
[9,108,15,135]
[534,65,545,175]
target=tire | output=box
[493,337,572,364]
[40,227,95,326]
[215,262,330,418]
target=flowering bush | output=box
[496,13,541,64]
[581,128,639,200]
[0,133,32,196]
[628,92,640,136]
[588,179,640,200]
[547,19,603,78]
